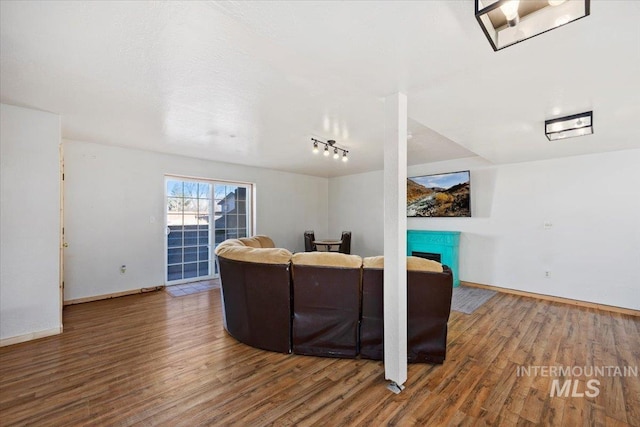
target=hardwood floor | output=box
[1,287,638,426]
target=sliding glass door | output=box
[166,177,251,284]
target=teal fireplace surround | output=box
[407,230,461,287]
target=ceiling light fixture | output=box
[545,111,593,141]
[475,0,590,51]
[311,138,349,162]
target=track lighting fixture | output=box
[311,138,349,162]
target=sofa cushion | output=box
[215,236,289,265]
[215,245,292,265]
[363,256,384,269]
[216,239,245,250]
[256,235,276,248]
[407,256,443,272]
[238,235,275,248]
[363,255,443,273]
[238,237,260,247]
[292,252,362,269]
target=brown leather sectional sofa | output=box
[214,236,453,363]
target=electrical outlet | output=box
[120,265,127,274]
[545,271,551,278]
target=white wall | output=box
[329,150,640,310]
[1,104,61,342]
[328,170,385,257]
[63,140,328,301]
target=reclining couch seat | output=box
[291,252,363,358]
[214,236,293,353]
[360,255,453,363]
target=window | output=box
[166,177,252,284]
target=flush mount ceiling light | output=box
[475,0,590,51]
[545,111,593,141]
[311,138,349,162]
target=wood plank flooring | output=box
[1,286,638,426]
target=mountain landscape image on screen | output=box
[407,171,470,217]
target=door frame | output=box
[164,175,254,286]
[59,144,65,328]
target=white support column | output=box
[383,93,408,388]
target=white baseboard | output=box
[64,286,164,305]
[0,326,62,347]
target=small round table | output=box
[313,239,342,252]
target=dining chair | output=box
[304,230,316,252]
[339,231,351,254]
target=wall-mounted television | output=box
[407,170,471,217]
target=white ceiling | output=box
[1,1,639,177]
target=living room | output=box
[1,1,639,425]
